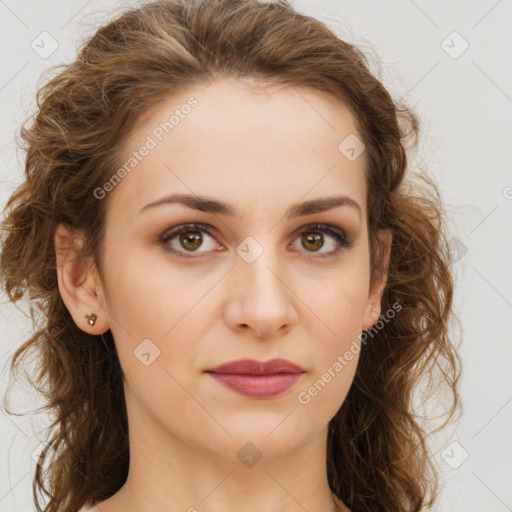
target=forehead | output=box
[107,77,367,224]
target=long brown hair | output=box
[0,1,462,510]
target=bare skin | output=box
[58,77,391,512]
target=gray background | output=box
[1,0,511,511]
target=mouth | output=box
[205,358,305,398]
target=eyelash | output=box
[158,222,354,260]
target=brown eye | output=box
[159,222,352,260]
[179,230,203,251]
[301,232,325,252]
[290,223,353,259]
[160,223,220,257]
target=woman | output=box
[0,0,461,511]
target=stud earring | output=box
[85,313,97,326]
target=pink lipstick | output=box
[206,358,305,398]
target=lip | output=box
[205,358,305,398]
[208,358,305,375]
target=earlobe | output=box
[362,305,379,332]
[363,229,393,331]
[54,223,109,334]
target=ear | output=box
[54,223,110,335]
[362,228,393,331]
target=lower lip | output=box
[207,372,303,398]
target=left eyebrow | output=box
[138,193,362,220]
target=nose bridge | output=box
[238,234,286,301]
[226,234,297,336]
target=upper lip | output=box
[206,358,305,375]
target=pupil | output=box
[180,231,202,250]
[304,233,323,251]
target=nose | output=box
[223,247,298,338]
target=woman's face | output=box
[92,77,390,463]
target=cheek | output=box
[278,266,367,417]
[297,357,359,428]
[296,328,361,417]
[101,245,221,384]
[296,265,367,399]
[101,240,197,332]
[297,266,370,341]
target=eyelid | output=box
[159,222,217,241]
[158,222,221,253]
[158,221,353,259]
